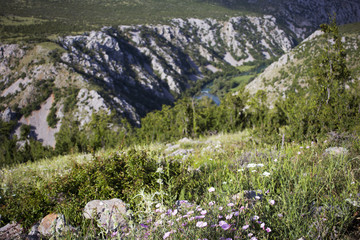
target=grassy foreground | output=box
[1,130,360,239]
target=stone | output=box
[324,147,349,157]
[0,107,15,122]
[26,223,40,240]
[83,198,127,231]
[232,190,264,204]
[38,213,74,238]
[0,222,23,240]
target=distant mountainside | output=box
[1,0,360,41]
[0,15,295,146]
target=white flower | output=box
[269,200,275,205]
[208,187,215,192]
[257,164,264,167]
[274,159,278,162]
[247,163,257,168]
[156,167,163,173]
[262,171,271,176]
[238,168,244,172]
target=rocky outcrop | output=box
[0,222,23,240]
[83,199,127,231]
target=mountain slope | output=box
[245,22,360,105]
[0,15,295,146]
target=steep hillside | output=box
[245,22,360,105]
[0,15,295,146]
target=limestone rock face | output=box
[0,222,23,240]
[83,199,127,231]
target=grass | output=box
[1,130,359,239]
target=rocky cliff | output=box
[0,15,296,146]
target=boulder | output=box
[324,147,349,157]
[83,198,127,231]
[0,222,23,240]
[38,213,75,238]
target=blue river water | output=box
[195,87,221,106]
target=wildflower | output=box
[226,213,233,220]
[195,215,205,219]
[278,213,283,218]
[223,181,227,185]
[297,152,301,155]
[218,215,223,219]
[238,168,244,172]
[269,200,275,205]
[219,206,223,210]
[251,170,257,173]
[112,231,118,237]
[306,146,310,149]
[208,187,215,192]
[196,221,208,228]
[189,217,195,221]
[300,146,303,149]
[187,210,194,215]
[157,179,163,184]
[255,196,260,200]
[274,159,278,162]
[140,224,149,228]
[257,164,264,167]
[266,227,271,232]
[262,171,270,176]
[201,210,207,215]
[248,233,253,237]
[242,225,249,230]
[219,221,231,230]
[172,209,178,216]
[247,163,257,168]
[156,167,163,173]
[163,231,171,239]
[227,203,234,207]
[209,201,215,206]
[234,211,239,216]
[252,215,259,220]
[260,223,265,229]
[250,237,258,240]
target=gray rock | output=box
[0,107,15,122]
[0,222,23,240]
[324,147,349,157]
[26,223,40,240]
[168,148,194,157]
[83,198,127,231]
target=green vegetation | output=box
[0,0,257,42]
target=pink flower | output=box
[201,210,207,215]
[219,206,223,210]
[269,200,275,205]
[260,223,265,229]
[195,215,205,219]
[266,227,271,232]
[209,201,215,206]
[227,203,235,207]
[196,221,208,228]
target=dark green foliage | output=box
[47,105,59,129]
[280,17,359,140]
